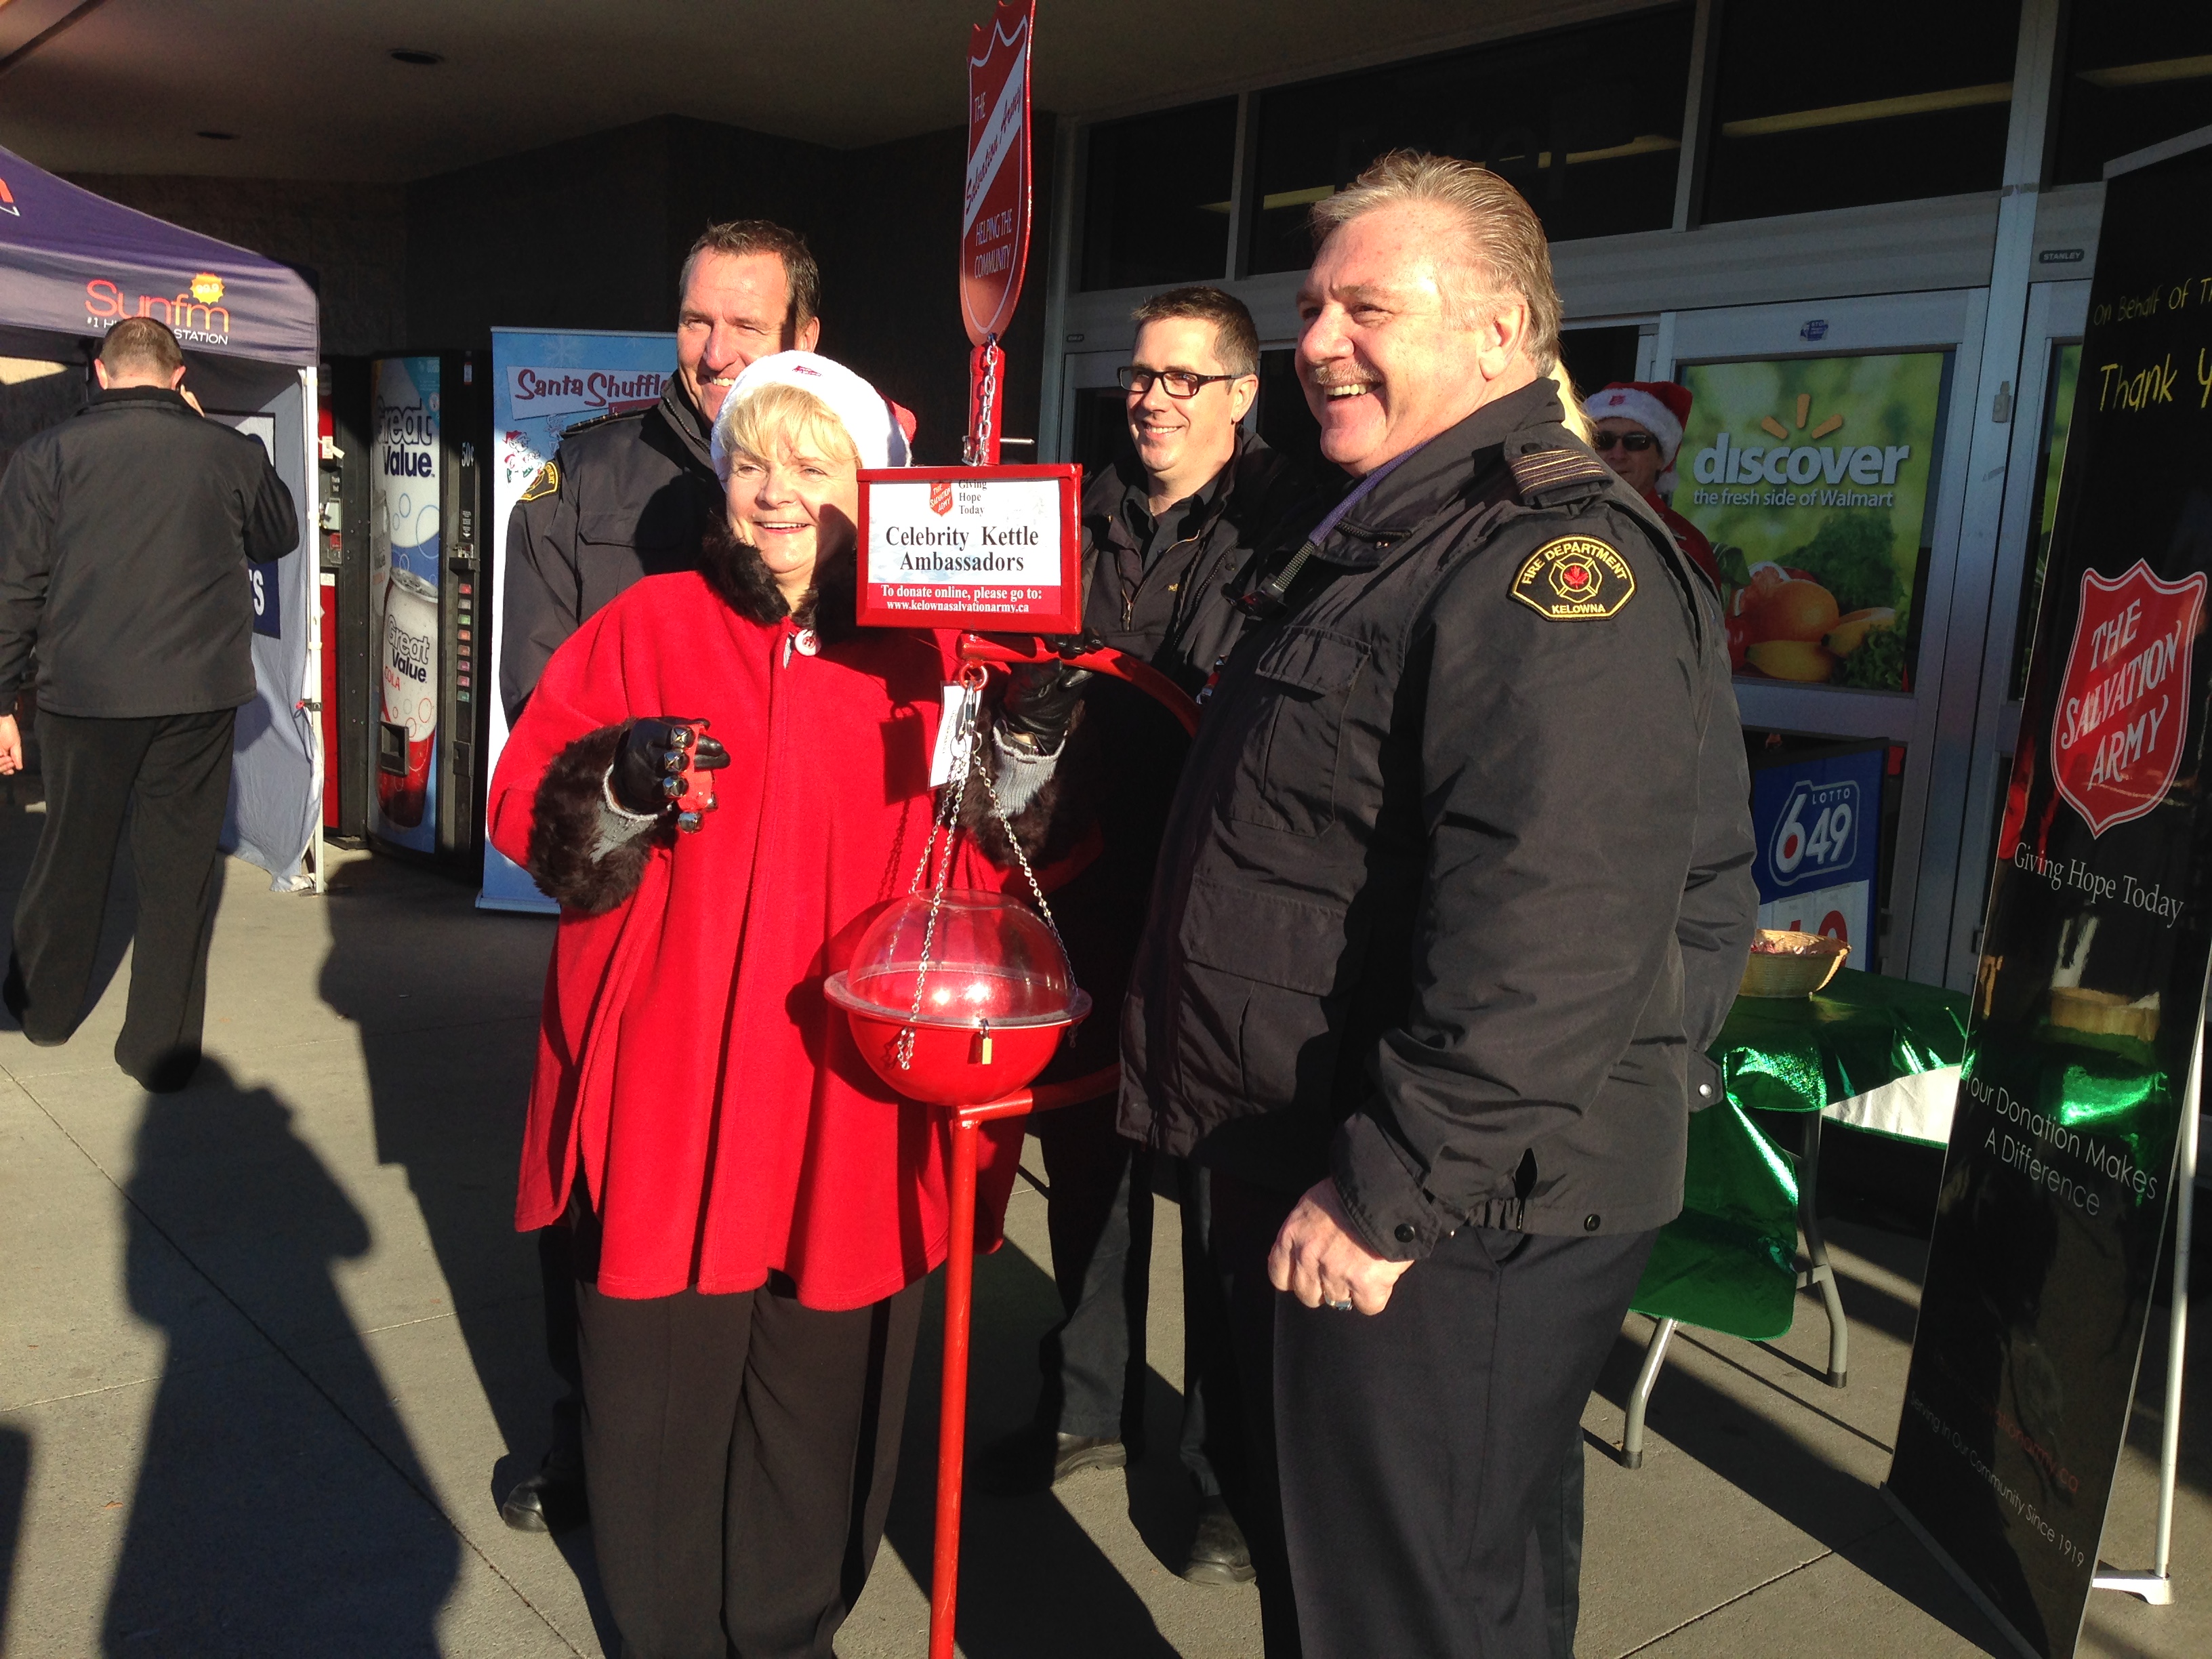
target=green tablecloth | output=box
[1631,970,1971,1339]
[1711,967,1971,1124]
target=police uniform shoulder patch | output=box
[519,460,560,503]
[1511,535,1635,621]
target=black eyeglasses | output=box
[1119,366,1239,398]
[1591,430,1656,453]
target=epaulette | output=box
[1507,445,1613,506]
[559,405,649,440]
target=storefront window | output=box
[1079,99,1238,292]
[1557,325,1643,403]
[1243,7,1693,276]
[2009,343,2081,700]
[1673,351,1957,695]
[2053,16,2212,184]
[1701,0,2020,224]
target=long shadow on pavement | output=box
[102,1062,461,1654]
[886,1229,1185,1659]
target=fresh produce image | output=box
[1678,352,1946,692]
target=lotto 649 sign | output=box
[961,1,1033,347]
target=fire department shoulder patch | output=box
[1510,536,1634,621]
[520,460,560,503]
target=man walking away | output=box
[0,316,298,1092]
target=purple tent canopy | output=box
[0,142,316,367]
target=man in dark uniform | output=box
[977,287,1325,1585]
[499,219,821,717]
[497,219,819,1532]
[1118,153,1757,1657]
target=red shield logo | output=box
[2050,560,2206,836]
[929,479,956,516]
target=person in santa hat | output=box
[1583,380,1720,586]
[489,350,1086,1658]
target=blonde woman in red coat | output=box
[489,352,1084,1658]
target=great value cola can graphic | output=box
[378,567,438,827]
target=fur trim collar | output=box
[698,513,857,640]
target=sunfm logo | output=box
[84,275,231,344]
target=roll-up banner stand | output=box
[478,328,674,912]
[1885,126,2212,1656]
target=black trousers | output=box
[1275,1217,1655,1659]
[1208,1173,1648,1659]
[9,708,234,1085]
[575,1272,924,1659]
[1031,1101,1225,1493]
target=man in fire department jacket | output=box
[495,218,819,1534]
[1117,152,1757,1658]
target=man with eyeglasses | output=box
[1584,380,1720,584]
[977,285,1327,1590]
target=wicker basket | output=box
[1738,929,1849,998]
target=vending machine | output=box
[363,351,489,866]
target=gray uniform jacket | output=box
[1117,377,1757,1256]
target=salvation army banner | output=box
[479,327,673,913]
[1885,134,2212,1658]
[1676,352,1949,692]
[961,0,1034,348]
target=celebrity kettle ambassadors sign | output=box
[961,1,1033,346]
[858,466,1081,632]
[1887,133,2212,1659]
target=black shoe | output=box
[1183,1496,1256,1585]
[121,1046,203,1094]
[975,1427,1127,1495]
[501,1464,589,1534]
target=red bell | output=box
[826,889,1090,1105]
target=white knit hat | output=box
[712,350,912,474]
[1582,380,1691,493]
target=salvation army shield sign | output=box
[961,1,1033,346]
[2049,560,2205,836]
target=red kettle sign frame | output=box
[962,1,1033,348]
[960,0,1035,465]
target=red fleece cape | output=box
[489,572,1027,1307]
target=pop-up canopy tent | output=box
[0,142,322,886]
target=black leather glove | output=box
[998,657,1094,752]
[609,718,729,817]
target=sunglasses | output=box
[1591,430,1656,453]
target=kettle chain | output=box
[895,672,1069,1069]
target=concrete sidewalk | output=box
[0,786,2202,1656]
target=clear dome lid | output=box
[830,889,1080,1027]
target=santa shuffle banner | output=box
[961,0,1034,464]
[1886,133,2212,1656]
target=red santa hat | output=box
[1583,380,1693,492]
